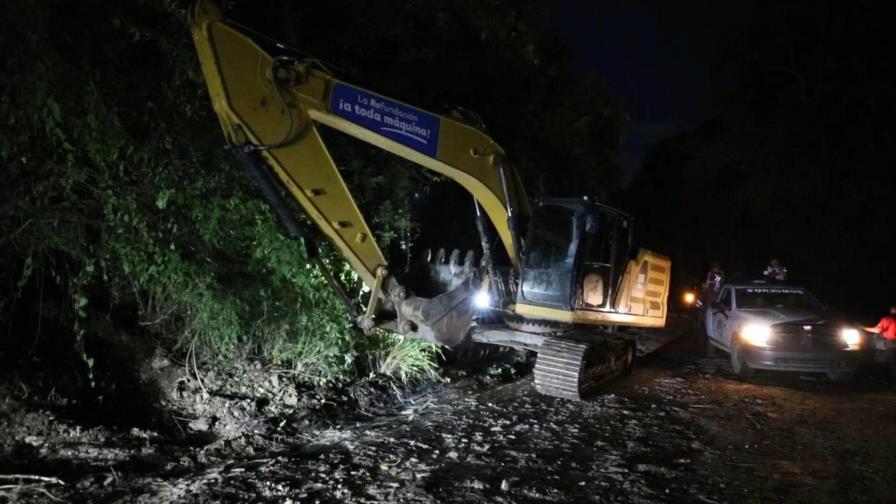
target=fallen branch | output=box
[138,305,176,326]
[192,345,207,396]
[185,339,207,396]
[34,486,66,502]
[746,413,762,430]
[0,484,66,502]
[0,474,65,485]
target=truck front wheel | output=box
[730,340,755,379]
[702,329,717,357]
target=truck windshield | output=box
[736,288,822,311]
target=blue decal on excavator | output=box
[331,83,441,158]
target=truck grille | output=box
[770,325,847,351]
[773,357,847,370]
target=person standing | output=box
[864,305,896,349]
[703,262,725,303]
[763,258,788,282]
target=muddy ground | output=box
[2,322,896,503]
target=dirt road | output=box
[3,327,896,503]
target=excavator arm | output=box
[190,0,527,345]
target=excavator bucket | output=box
[397,273,481,347]
[386,248,481,347]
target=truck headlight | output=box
[841,328,861,349]
[473,291,491,309]
[741,324,771,347]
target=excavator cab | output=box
[512,197,669,334]
[519,198,632,312]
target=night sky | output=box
[543,1,755,184]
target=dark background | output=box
[543,1,753,183]
[548,0,894,319]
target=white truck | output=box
[703,282,863,381]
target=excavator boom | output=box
[191,1,527,289]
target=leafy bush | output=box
[0,0,380,383]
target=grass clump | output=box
[366,333,442,385]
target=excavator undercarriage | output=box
[414,244,649,400]
[471,323,636,400]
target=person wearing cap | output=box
[762,258,788,282]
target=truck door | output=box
[713,288,733,349]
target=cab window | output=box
[578,209,631,311]
[519,203,580,307]
[719,288,732,309]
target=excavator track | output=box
[534,336,635,401]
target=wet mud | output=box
[2,327,895,503]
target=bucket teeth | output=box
[463,250,474,275]
[449,249,461,274]
[416,247,479,295]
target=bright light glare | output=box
[683,292,696,305]
[473,291,491,309]
[841,328,861,348]
[741,324,771,347]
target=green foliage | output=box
[0,0,363,383]
[365,332,442,385]
[0,0,623,384]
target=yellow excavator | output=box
[189,1,671,400]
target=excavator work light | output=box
[473,291,491,309]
